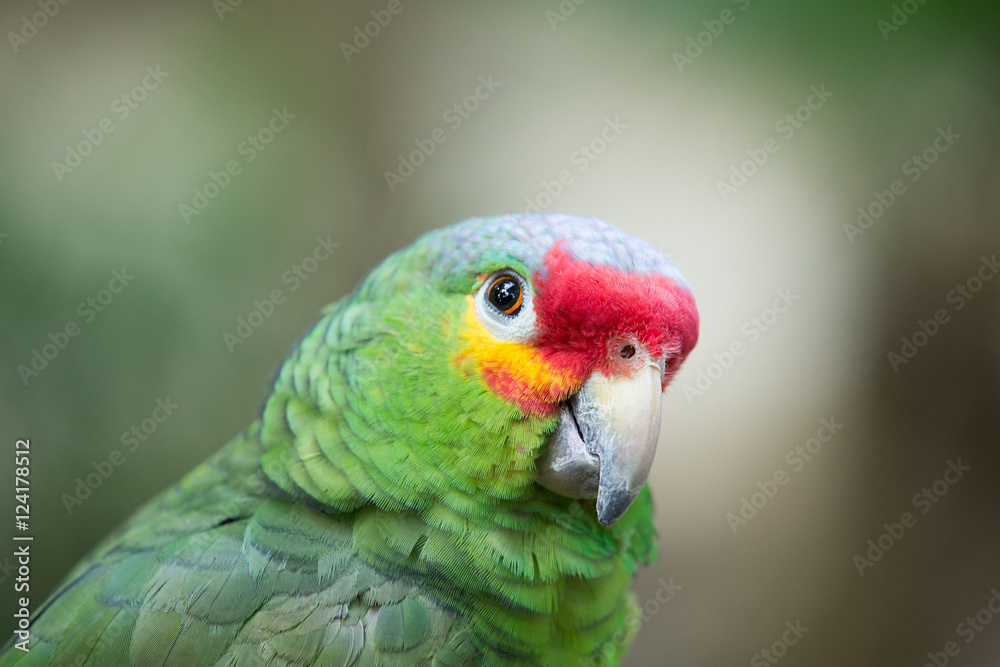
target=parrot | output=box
[1,213,698,667]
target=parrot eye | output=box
[487,275,523,316]
[474,269,535,342]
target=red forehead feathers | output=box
[532,243,699,381]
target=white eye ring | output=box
[474,270,536,342]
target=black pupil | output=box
[490,278,520,312]
[620,344,636,359]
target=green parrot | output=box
[2,214,698,666]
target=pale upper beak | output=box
[535,360,663,526]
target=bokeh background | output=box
[2,1,999,665]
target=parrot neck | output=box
[249,300,657,665]
[255,301,557,518]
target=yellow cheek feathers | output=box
[456,297,582,416]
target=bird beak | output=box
[536,362,663,526]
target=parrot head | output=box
[263,213,698,528]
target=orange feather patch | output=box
[456,296,583,416]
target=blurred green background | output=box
[2,1,999,664]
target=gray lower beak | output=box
[535,363,663,526]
